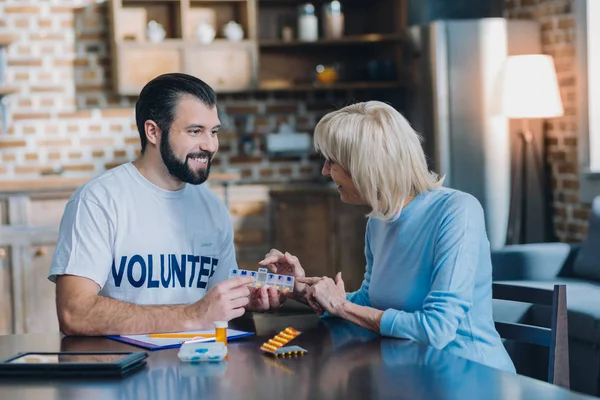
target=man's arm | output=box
[56,274,253,336]
[51,195,255,336]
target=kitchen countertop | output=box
[268,181,338,193]
[0,171,241,194]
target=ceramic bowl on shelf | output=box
[196,22,216,44]
[223,21,244,42]
[146,20,166,43]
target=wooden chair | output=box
[492,283,569,388]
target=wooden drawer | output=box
[271,195,336,279]
[0,199,7,225]
[184,42,256,92]
[21,243,59,333]
[270,190,368,292]
[1,191,73,227]
[0,246,12,334]
[27,196,70,227]
[116,43,182,95]
[335,202,369,292]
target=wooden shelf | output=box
[122,0,249,2]
[190,0,249,2]
[256,81,405,92]
[0,35,18,46]
[122,0,181,2]
[260,33,406,48]
[0,87,18,96]
[116,38,184,47]
[259,0,366,3]
[107,0,410,96]
[115,39,255,47]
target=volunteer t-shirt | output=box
[48,162,236,305]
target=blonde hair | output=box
[314,101,444,220]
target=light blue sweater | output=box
[347,187,516,373]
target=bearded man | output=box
[49,73,283,336]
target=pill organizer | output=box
[260,327,307,357]
[229,268,294,292]
[178,342,228,363]
[179,361,228,377]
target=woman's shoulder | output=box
[425,187,484,217]
[367,188,484,229]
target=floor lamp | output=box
[502,54,564,245]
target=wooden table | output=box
[0,314,595,400]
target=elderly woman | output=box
[259,101,515,373]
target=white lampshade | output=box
[501,54,564,119]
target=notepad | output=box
[106,328,254,351]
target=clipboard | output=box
[106,328,254,351]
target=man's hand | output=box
[245,286,287,312]
[259,249,307,295]
[184,276,253,329]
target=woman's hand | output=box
[297,272,348,316]
[259,249,307,295]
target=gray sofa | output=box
[491,196,600,396]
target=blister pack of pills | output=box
[260,327,307,358]
[229,268,294,292]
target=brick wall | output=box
[505,0,589,242]
[0,0,354,184]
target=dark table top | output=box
[0,313,595,400]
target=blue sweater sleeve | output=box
[345,221,373,307]
[379,194,481,349]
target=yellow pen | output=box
[149,333,215,339]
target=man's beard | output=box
[160,133,212,185]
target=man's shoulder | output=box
[71,163,133,204]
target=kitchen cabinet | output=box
[258,0,410,91]
[0,234,60,334]
[0,190,66,334]
[0,189,69,333]
[269,186,369,292]
[184,42,257,92]
[0,246,12,335]
[106,0,411,95]
[271,191,335,278]
[22,242,59,333]
[107,0,259,95]
[115,43,183,96]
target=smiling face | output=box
[321,159,367,205]
[160,95,220,185]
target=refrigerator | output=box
[407,18,543,250]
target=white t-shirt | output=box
[48,162,236,305]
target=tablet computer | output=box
[0,351,148,378]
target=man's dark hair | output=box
[135,73,217,153]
